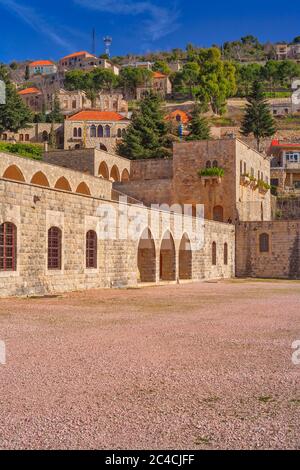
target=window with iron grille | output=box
[86,230,97,269]
[0,223,17,271]
[48,227,62,270]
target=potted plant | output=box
[198,167,225,185]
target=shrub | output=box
[0,142,43,160]
[198,167,224,177]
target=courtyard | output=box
[0,279,299,450]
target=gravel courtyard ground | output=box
[0,279,299,450]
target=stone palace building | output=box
[0,138,299,297]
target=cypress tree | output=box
[117,92,171,159]
[186,104,211,141]
[241,80,276,151]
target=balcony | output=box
[285,161,300,170]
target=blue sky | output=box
[0,0,299,63]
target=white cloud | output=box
[74,0,180,41]
[0,0,74,50]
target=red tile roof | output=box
[67,110,128,122]
[60,51,94,61]
[29,60,55,67]
[165,110,190,124]
[153,71,167,79]
[18,87,41,95]
[270,139,300,148]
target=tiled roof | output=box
[165,110,190,124]
[153,71,167,79]
[270,139,300,148]
[18,87,41,95]
[29,60,55,67]
[67,110,128,122]
[60,51,94,61]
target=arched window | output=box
[2,134,7,141]
[86,230,97,269]
[212,242,217,266]
[73,128,78,138]
[48,227,62,270]
[117,128,122,138]
[212,160,218,168]
[122,129,126,138]
[105,125,111,138]
[25,134,30,142]
[206,160,211,169]
[224,243,228,265]
[97,125,103,138]
[42,131,48,142]
[19,134,24,141]
[78,128,82,138]
[90,125,96,138]
[259,233,269,253]
[0,223,17,271]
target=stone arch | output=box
[54,176,72,192]
[98,161,109,179]
[110,165,120,182]
[75,182,91,196]
[121,169,130,182]
[137,228,156,283]
[3,165,25,182]
[160,230,176,281]
[179,233,192,280]
[213,205,224,222]
[30,171,50,187]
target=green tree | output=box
[241,80,276,151]
[152,60,171,75]
[180,62,200,98]
[46,94,64,123]
[65,69,118,106]
[236,63,262,96]
[118,67,153,98]
[186,104,211,141]
[117,92,171,159]
[0,65,32,134]
[196,48,237,115]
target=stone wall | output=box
[173,139,271,222]
[0,123,64,148]
[114,179,174,207]
[236,220,300,279]
[130,159,173,181]
[44,148,131,182]
[0,152,112,200]
[0,155,235,297]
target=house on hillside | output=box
[29,60,57,77]
[64,110,130,152]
